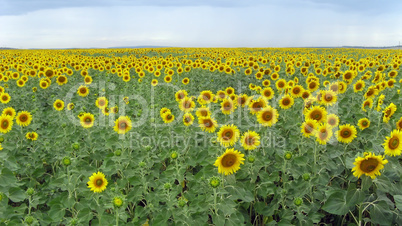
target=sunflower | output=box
[67,103,74,110]
[102,107,110,116]
[16,111,32,127]
[396,117,402,130]
[56,75,68,86]
[352,152,388,179]
[383,129,402,156]
[237,94,248,107]
[80,113,95,128]
[279,95,294,110]
[257,106,279,127]
[383,103,397,123]
[16,79,25,87]
[353,80,365,92]
[290,85,303,98]
[225,87,235,95]
[214,148,245,175]
[327,114,339,128]
[337,124,357,143]
[199,90,214,104]
[84,76,93,84]
[240,130,260,150]
[87,172,108,193]
[160,107,171,117]
[53,99,64,111]
[361,99,373,112]
[151,79,158,86]
[275,79,287,90]
[2,107,16,119]
[183,113,194,126]
[198,117,218,133]
[364,86,378,99]
[175,90,188,102]
[221,99,236,115]
[195,106,210,119]
[0,114,13,134]
[26,132,38,141]
[320,90,337,106]
[316,124,333,145]
[248,98,267,115]
[301,90,311,100]
[77,85,89,97]
[305,106,327,123]
[114,116,133,134]
[307,81,319,92]
[182,77,189,85]
[179,97,195,113]
[0,93,11,104]
[261,87,275,100]
[161,111,175,124]
[164,76,172,83]
[357,118,370,130]
[217,124,240,147]
[95,97,108,109]
[300,119,318,138]
[39,80,49,89]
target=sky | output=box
[0,0,401,49]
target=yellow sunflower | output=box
[53,99,64,111]
[0,114,13,134]
[196,106,211,119]
[316,124,333,145]
[217,124,240,147]
[214,148,245,175]
[77,85,89,97]
[326,114,339,128]
[337,124,357,143]
[96,97,108,109]
[161,112,175,124]
[353,80,365,92]
[0,93,11,104]
[175,90,188,102]
[2,107,16,119]
[114,116,133,134]
[352,152,388,179]
[361,99,373,112]
[248,97,267,115]
[257,106,279,127]
[290,85,303,98]
[67,103,75,110]
[87,171,108,193]
[160,107,171,117]
[383,129,402,156]
[261,87,275,100]
[300,119,318,138]
[305,106,327,124]
[319,90,337,106]
[183,113,194,126]
[221,99,236,115]
[80,113,95,128]
[279,95,294,110]
[16,111,32,127]
[179,97,195,113]
[358,118,370,130]
[240,130,260,150]
[56,75,68,86]
[26,132,38,141]
[383,103,397,123]
[199,90,214,105]
[151,79,158,86]
[198,117,218,133]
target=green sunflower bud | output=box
[284,151,292,160]
[63,157,71,166]
[170,151,178,159]
[163,182,171,190]
[113,196,124,208]
[294,197,303,206]
[26,188,35,196]
[25,216,34,225]
[248,155,255,163]
[209,176,221,188]
[115,149,122,156]
[302,173,311,181]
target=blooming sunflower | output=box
[249,98,266,115]
[53,99,64,111]
[26,132,38,141]
[160,107,171,117]
[352,152,388,179]
[383,129,402,156]
[319,90,337,106]
[305,106,327,124]
[300,119,318,138]
[316,124,333,145]
[337,124,357,143]
[114,116,133,134]
[240,130,260,150]
[261,87,275,100]
[179,97,195,113]
[2,107,16,119]
[214,148,245,175]
[290,85,303,98]
[162,112,175,124]
[183,113,194,126]
[67,103,74,110]
[383,103,397,123]
[182,78,189,85]
[353,80,365,93]
[96,97,108,109]
[198,117,218,133]
[80,113,95,128]
[56,75,68,86]
[361,99,373,112]
[16,111,32,127]
[358,118,370,130]
[221,99,236,115]
[257,106,279,127]
[175,90,188,102]
[196,106,211,118]
[77,85,89,97]
[0,114,13,134]
[279,95,294,110]
[102,107,110,116]
[87,172,108,193]
[199,90,214,105]
[326,114,339,128]
[217,124,240,147]
[0,93,11,104]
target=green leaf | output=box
[394,195,402,211]
[8,187,26,202]
[226,186,254,203]
[322,191,350,215]
[48,205,66,222]
[255,202,278,216]
[370,201,393,226]
[345,184,365,208]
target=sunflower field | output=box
[0,48,401,225]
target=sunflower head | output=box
[240,130,261,150]
[383,129,402,157]
[214,148,245,175]
[217,124,240,147]
[114,116,133,134]
[352,152,388,179]
[87,171,108,193]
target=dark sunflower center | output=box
[245,137,254,145]
[80,88,86,93]
[224,103,231,110]
[120,122,127,129]
[293,88,300,94]
[389,137,399,149]
[178,93,184,99]
[2,96,7,100]
[96,179,103,186]
[221,154,236,167]
[325,94,332,101]
[223,130,233,140]
[329,119,336,125]
[184,117,191,123]
[283,99,290,105]
[362,121,368,126]
[166,115,172,120]
[305,124,314,133]
[85,118,91,123]
[57,103,61,107]
[360,158,379,173]
[203,94,210,100]
[99,100,105,106]
[253,103,262,110]
[312,111,321,120]
[319,130,328,139]
[263,111,272,121]
[2,120,8,128]
[342,129,351,138]
[183,101,191,108]
[356,84,362,89]
[20,115,27,122]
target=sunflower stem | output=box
[358,203,363,226]
[213,188,218,215]
[115,208,119,226]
